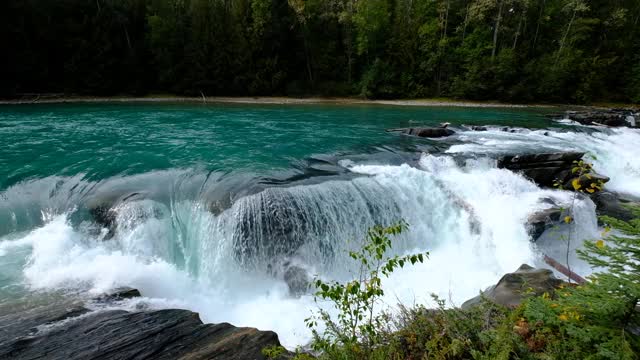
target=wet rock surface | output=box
[0,296,90,342]
[548,109,638,127]
[526,207,566,241]
[497,152,585,187]
[563,172,610,193]
[283,264,311,297]
[591,191,639,222]
[0,290,287,360]
[462,264,566,309]
[388,127,455,138]
[93,287,142,302]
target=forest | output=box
[1,0,639,103]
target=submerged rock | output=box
[462,264,565,309]
[283,265,311,297]
[85,192,148,240]
[497,152,585,188]
[388,127,455,138]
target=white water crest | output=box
[1,159,592,347]
[0,147,606,348]
[448,126,640,197]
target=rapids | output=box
[1,103,639,347]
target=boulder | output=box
[526,207,565,241]
[497,152,585,188]
[564,173,610,193]
[0,307,287,360]
[388,127,455,138]
[462,264,565,309]
[590,191,636,222]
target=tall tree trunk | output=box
[345,0,355,84]
[491,0,504,60]
[437,0,450,96]
[123,25,132,50]
[462,4,470,42]
[442,0,450,40]
[533,0,546,50]
[513,10,524,49]
[555,7,577,66]
[303,30,314,85]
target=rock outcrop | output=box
[548,109,638,127]
[462,264,565,309]
[497,152,585,188]
[93,287,142,302]
[564,173,610,192]
[387,127,455,138]
[0,289,288,360]
[526,207,565,241]
[590,191,638,222]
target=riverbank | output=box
[0,95,558,108]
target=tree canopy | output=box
[2,0,639,103]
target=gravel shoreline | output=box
[0,96,553,108]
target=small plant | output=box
[262,345,316,360]
[305,221,427,358]
[515,208,640,359]
[262,345,287,359]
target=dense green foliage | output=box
[2,0,639,102]
[296,209,640,360]
[305,221,427,357]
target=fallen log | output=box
[543,254,586,284]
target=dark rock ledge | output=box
[387,126,455,138]
[547,108,638,128]
[497,151,587,188]
[0,289,287,360]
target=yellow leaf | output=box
[586,188,595,193]
[551,303,559,308]
[564,216,573,224]
[595,239,605,249]
[558,314,569,321]
[572,178,582,191]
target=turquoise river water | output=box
[1,103,639,347]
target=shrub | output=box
[305,221,427,359]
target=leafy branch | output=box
[305,221,427,357]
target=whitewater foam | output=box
[448,126,640,197]
[2,131,625,348]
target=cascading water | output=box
[1,104,639,348]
